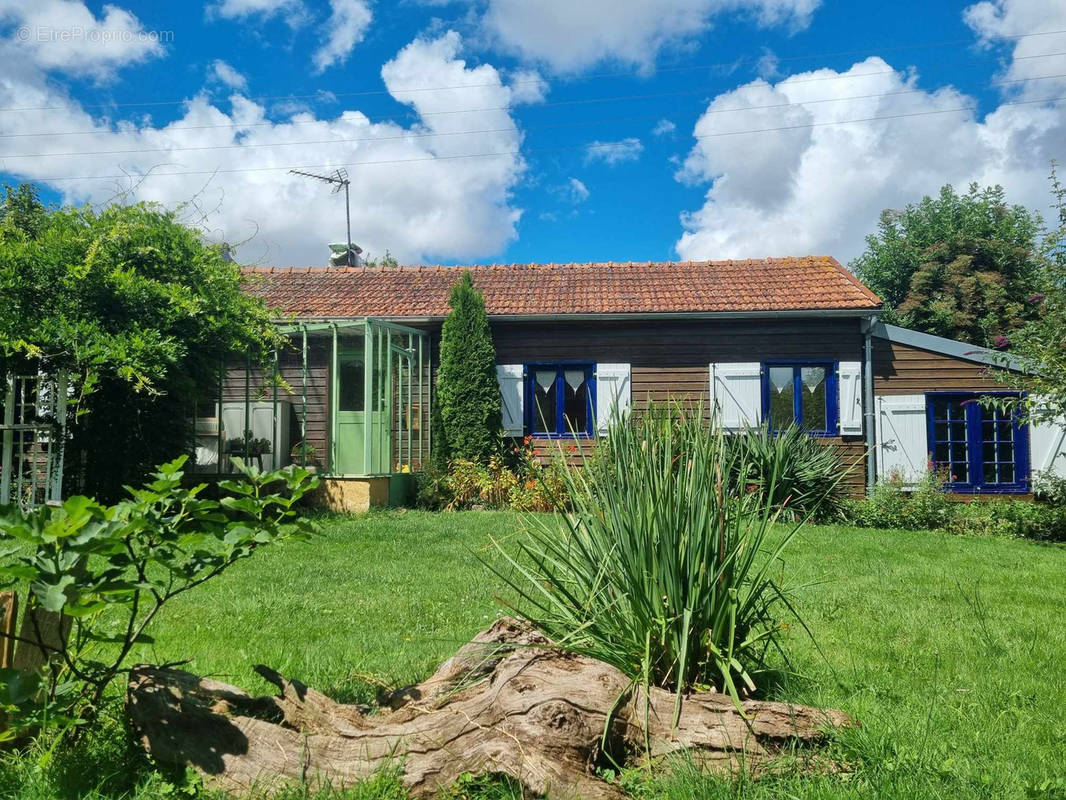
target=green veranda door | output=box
[335,349,366,474]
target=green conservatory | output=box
[195,319,431,510]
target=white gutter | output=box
[862,315,877,495]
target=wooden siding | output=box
[490,318,869,497]
[874,339,1009,394]
[490,318,863,366]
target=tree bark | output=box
[127,619,852,799]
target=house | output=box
[209,256,1066,511]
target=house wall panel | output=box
[873,340,1008,394]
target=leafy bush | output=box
[846,469,1066,541]
[0,456,318,733]
[846,469,957,531]
[415,436,570,512]
[0,186,281,501]
[493,405,809,704]
[725,425,851,522]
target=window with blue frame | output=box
[927,393,1029,493]
[527,364,595,436]
[763,362,838,435]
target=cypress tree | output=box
[436,271,502,463]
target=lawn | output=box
[4,511,1066,799]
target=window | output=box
[928,394,1029,492]
[762,362,837,435]
[526,364,595,436]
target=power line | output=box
[3,48,1063,140]
[4,71,1066,161]
[21,92,1066,185]
[1,27,1064,114]
[2,48,1064,149]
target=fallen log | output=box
[127,619,852,799]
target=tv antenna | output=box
[289,168,354,266]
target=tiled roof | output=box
[241,257,882,318]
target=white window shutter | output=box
[876,395,928,488]
[1028,396,1066,478]
[837,361,863,436]
[595,363,631,436]
[496,365,524,437]
[709,363,762,431]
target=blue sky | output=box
[0,0,1063,267]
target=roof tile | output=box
[241,257,882,318]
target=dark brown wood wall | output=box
[221,318,871,494]
[873,339,1008,394]
[492,317,868,496]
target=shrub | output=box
[725,425,851,522]
[493,405,809,705]
[436,271,502,463]
[845,469,1066,541]
[415,436,570,512]
[0,456,318,734]
[846,469,957,531]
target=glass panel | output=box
[950,421,967,442]
[338,358,365,412]
[950,461,969,483]
[533,371,557,434]
[998,441,1015,463]
[935,442,950,462]
[768,367,795,429]
[563,372,588,433]
[984,463,997,483]
[999,463,1015,483]
[800,367,827,430]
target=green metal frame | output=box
[216,318,432,479]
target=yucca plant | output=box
[492,404,810,712]
[726,425,851,522]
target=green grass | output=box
[3,511,1066,799]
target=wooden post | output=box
[0,592,16,669]
[12,606,71,673]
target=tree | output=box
[851,183,1047,345]
[994,165,1066,422]
[0,184,280,500]
[435,271,501,463]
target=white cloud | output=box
[312,0,372,73]
[0,30,526,265]
[207,0,306,26]
[559,177,590,204]
[653,119,677,136]
[585,137,643,166]
[480,0,821,74]
[0,0,164,79]
[755,48,780,79]
[507,69,548,105]
[208,59,247,90]
[674,12,1066,266]
[964,0,1066,99]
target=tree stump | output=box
[127,619,852,799]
